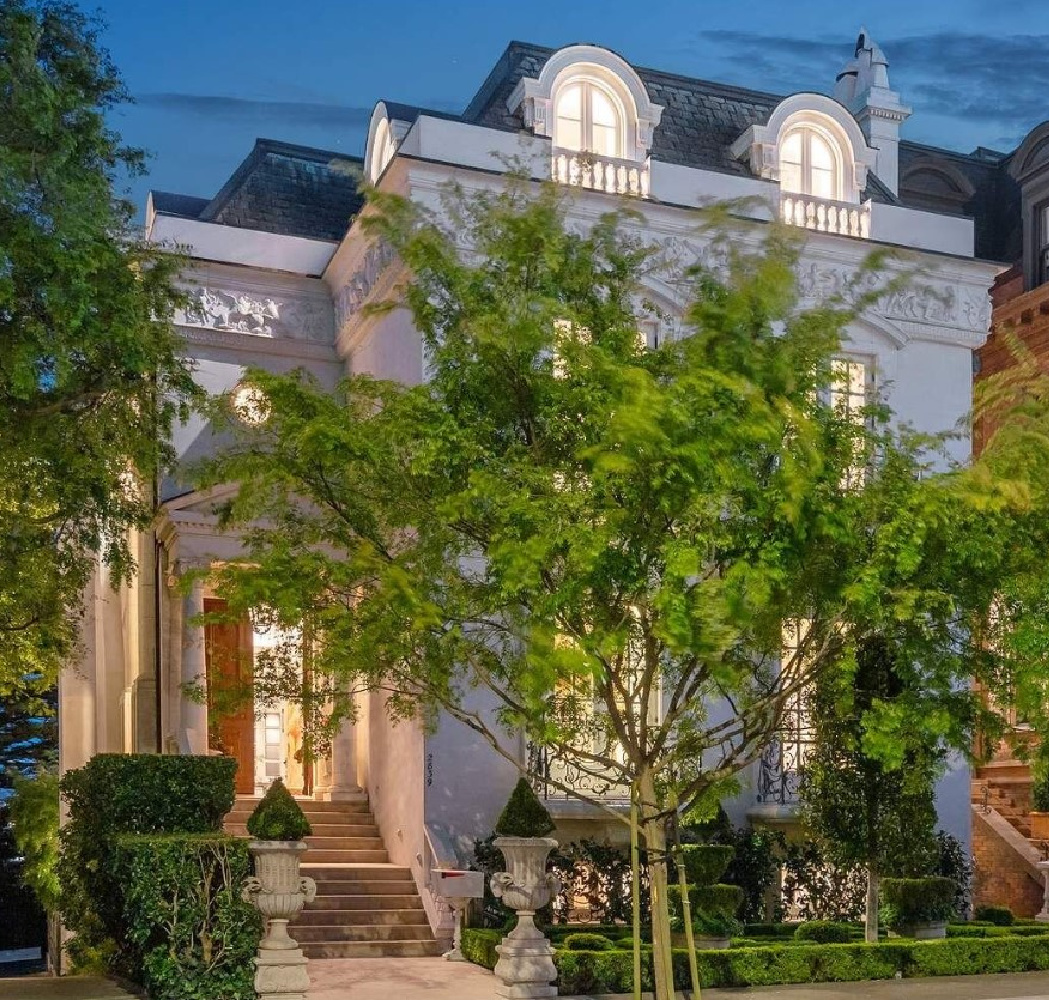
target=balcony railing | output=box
[550,148,650,198]
[756,690,815,807]
[780,194,871,239]
[527,741,631,803]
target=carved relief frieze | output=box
[177,285,333,343]
[333,239,396,330]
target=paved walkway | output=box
[7,966,1049,1000]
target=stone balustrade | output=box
[780,193,871,238]
[550,148,649,197]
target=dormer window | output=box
[779,126,841,201]
[1038,202,1049,287]
[554,80,623,158]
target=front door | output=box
[203,598,255,795]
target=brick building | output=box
[973,120,1049,917]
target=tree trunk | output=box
[865,864,879,944]
[640,771,675,1000]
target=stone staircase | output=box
[225,794,443,959]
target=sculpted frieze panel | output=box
[178,285,333,343]
[334,240,396,329]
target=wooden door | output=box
[203,599,255,795]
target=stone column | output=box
[328,716,361,800]
[1037,860,1049,922]
[179,579,209,755]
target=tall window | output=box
[1038,202,1049,287]
[554,80,622,157]
[780,127,840,200]
[830,359,869,490]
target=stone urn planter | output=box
[897,920,947,940]
[244,840,318,950]
[671,932,731,950]
[241,778,316,1000]
[491,836,562,1000]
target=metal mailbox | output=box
[433,869,485,900]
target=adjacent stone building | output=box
[61,31,1014,948]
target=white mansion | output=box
[60,32,1006,952]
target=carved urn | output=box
[243,841,317,951]
[491,836,561,1000]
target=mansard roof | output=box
[152,139,365,243]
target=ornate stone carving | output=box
[333,240,396,329]
[179,286,332,343]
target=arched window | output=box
[370,117,397,182]
[779,126,841,200]
[554,80,623,157]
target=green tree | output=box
[801,637,946,942]
[10,771,60,911]
[198,181,1049,1000]
[0,1,197,694]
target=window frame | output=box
[553,77,626,159]
[1037,201,1049,288]
[779,124,844,201]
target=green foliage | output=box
[0,1,198,694]
[801,636,943,939]
[946,924,1049,938]
[494,778,555,838]
[246,778,312,841]
[58,753,236,970]
[548,839,649,925]
[934,831,973,918]
[669,884,745,937]
[113,834,261,1000]
[563,932,615,951]
[880,877,958,929]
[0,687,56,791]
[794,921,855,944]
[973,905,1014,926]
[677,844,734,886]
[9,772,59,911]
[782,840,867,921]
[1032,742,1049,812]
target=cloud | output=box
[135,93,375,130]
[692,30,1049,149]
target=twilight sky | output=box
[87,0,1049,212]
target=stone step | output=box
[303,893,423,911]
[292,908,430,927]
[305,849,389,864]
[300,940,444,959]
[305,824,382,837]
[293,923,435,943]
[304,836,386,851]
[309,879,419,896]
[302,863,408,879]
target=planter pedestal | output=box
[491,836,561,1000]
[899,921,946,940]
[243,841,317,1000]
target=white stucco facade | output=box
[60,33,1004,934]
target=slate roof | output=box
[151,139,365,243]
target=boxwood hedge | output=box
[462,928,1049,994]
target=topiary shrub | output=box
[246,778,312,841]
[974,905,1014,926]
[494,778,555,838]
[795,920,854,944]
[562,932,615,951]
[881,877,958,930]
[114,834,261,1000]
[668,883,744,938]
[59,753,238,973]
[678,844,735,886]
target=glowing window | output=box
[554,80,623,157]
[780,127,840,200]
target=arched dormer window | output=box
[731,94,877,238]
[370,118,397,182]
[553,78,624,158]
[508,45,663,198]
[779,124,842,201]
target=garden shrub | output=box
[935,831,973,918]
[246,778,312,840]
[677,844,734,886]
[9,772,60,912]
[494,778,555,837]
[794,920,855,944]
[462,926,1049,991]
[781,840,867,921]
[548,839,649,925]
[562,932,615,951]
[946,924,1049,939]
[745,922,802,938]
[668,884,744,937]
[59,753,237,974]
[114,834,261,1000]
[880,877,957,929]
[974,905,1014,926]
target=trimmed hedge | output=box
[461,928,1049,993]
[946,924,1049,939]
[880,877,957,929]
[246,778,312,841]
[562,932,616,952]
[974,905,1014,926]
[677,844,734,886]
[794,921,855,944]
[114,834,261,1000]
[59,753,238,975]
